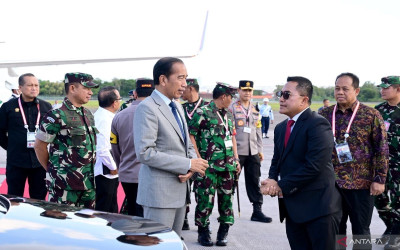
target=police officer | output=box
[231,80,272,223]
[189,82,241,247]
[0,73,52,200]
[375,76,400,249]
[34,72,99,209]
[111,78,154,217]
[181,78,208,230]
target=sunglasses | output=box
[276,91,305,100]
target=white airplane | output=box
[0,12,208,107]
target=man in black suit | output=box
[261,76,342,250]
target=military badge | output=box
[15,108,19,112]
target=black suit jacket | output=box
[269,108,341,223]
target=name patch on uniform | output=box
[47,117,55,123]
[110,131,118,144]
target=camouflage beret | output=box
[64,72,99,88]
[186,78,199,86]
[379,76,400,88]
[214,82,237,96]
[136,78,154,90]
[239,80,254,90]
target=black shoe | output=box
[216,223,230,246]
[384,236,400,250]
[198,226,213,247]
[251,203,272,223]
[182,219,190,230]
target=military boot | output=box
[251,203,272,223]
[384,224,400,250]
[198,226,213,246]
[216,223,230,246]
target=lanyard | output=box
[18,97,40,132]
[240,104,251,126]
[216,111,230,136]
[332,101,360,143]
[185,97,203,120]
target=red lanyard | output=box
[185,97,203,120]
[18,97,40,132]
[239,104,251,126]
[332,101,360,143]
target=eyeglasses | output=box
[276,91,305,100]
[115,97,123,101]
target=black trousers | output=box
[239,154,263,205]
[339,189,374,249]
[286,211,341,250]
[121,182,143,217]
[95,175,119,213]
[261,116,270,134]
[6,165,47,200]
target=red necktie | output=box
[284,120,295,148]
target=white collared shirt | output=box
[289,107,310,132]
[94,107,118,179]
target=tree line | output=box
[39,78,383,102]
[39,78,137,97]
[273,81,382,102]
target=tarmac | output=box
[0,111,386,249]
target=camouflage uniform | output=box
[374,78,400,231]
[189,100,237,227]
[36,97,98,209]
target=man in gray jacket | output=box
[111,78,154,216]
[133,57,208,237]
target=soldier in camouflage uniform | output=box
[34,73,99,209]
[119,89,136,111]
[188,82,241,247]
[375,76,400,249]
[180,78,208,230]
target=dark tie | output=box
[169,101,186,143]
[284,120,295,148]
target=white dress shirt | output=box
[94,107,118,179]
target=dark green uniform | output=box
[36,97,98,209]
[375,101,400,227]
[189,100,237,227]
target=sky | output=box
[1,0,400,93]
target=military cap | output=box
[214,82,237,96]
[128,89,135,96]
[136,78,154,90]
[5,80,19,90]
[378,76,400,88]
[64,72,99,88]
[186,78,199,86]
[239,80,254,90]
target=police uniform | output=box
[231,80,272,223]
[111,78,154,216]
[36,73,99,209]
[374,76,400,246]
[189,82,238,246]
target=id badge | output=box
[27,132,36,148]
[225,140,233,148]
[243,127,251,133]
[384,121,390,131]
[335,142,353,163]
